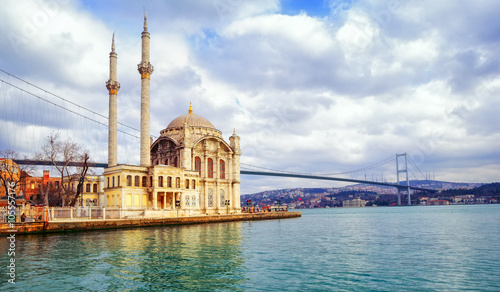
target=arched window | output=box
[117,176,120,187]
[208,189,213,208]
[176,177,180,188]
[149,176,153,187]
[92,199,98,206]
[185,179,189,189]
[127,175,132,186]
[142,176,147,187]
[93,183,98,193]
[106,179,108,189]
[134,176,140,187]
[208,158,213,178]
[195,156,201,175]
[112,176,115,187]
[158,176,163,187]
[219,159,225,179]
[220,189,225,207]
[173,157,178,167]
[86,183,91,192]
[167,176,172,188]
[192,179,196,189]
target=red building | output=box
[20,170,61,202]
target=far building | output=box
[343,198,367,208]
[0,158,26,206]
[102,12,241,215]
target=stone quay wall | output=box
[0,212,301,235]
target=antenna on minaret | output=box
[143,7,148,31]
[111,32,115,52]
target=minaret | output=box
[230,129,241,211]
[106,33,120,167]
[138,10,154,167]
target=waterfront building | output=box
[78,176,104,206]
[450,194,474,204]
[0,158,20,195]
[426,200,449,206]
[21,170,61,202]
[0,158,26,206]
[343,198,367,207]
[102,12,241,215]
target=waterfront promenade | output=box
[0,211,301,235]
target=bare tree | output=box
[0,149,35,198]
[69,152,90,207]
[38,181,51,206]
[35,133,91,207]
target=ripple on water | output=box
[2,205,500,291]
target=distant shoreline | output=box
[0,212,301,235]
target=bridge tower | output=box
[396,153,411,206]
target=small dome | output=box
[167,113,215,129]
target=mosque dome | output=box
[166,104,216,129]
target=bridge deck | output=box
[13,160,436,192]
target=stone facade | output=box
[102,12,241,215]
[150,106,241,214]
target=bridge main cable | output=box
[240,170,436,192]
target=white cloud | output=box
[1,0,499,195]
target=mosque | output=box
[102,12,241,215]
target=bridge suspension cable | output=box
[0,78,140,140]
[241,154,396,178]
[240,163,294,174]
[316,155,395,176]
[407,155,428,181]
[0,69,155,138]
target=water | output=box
[2,205,500,291]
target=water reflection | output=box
[3,206,499,291]
[4,222,245,291]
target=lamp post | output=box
[277,199,281,212]
[175,200,180,217]
[247,199,252,213]
[225,200,230,215]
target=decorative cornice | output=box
[106,80,120,94]
[138,62,154,79]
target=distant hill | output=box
[439,182,500,197]
[241,181,498,208]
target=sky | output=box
[0,0,499,194]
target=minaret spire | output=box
[106,33,120,167]
[138,11,154,167]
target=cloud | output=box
[1,0,499,195]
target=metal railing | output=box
[1,206,239,222]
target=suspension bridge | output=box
[1,69,436,206]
